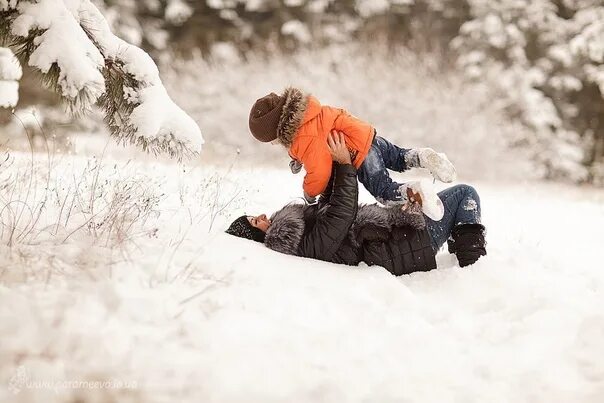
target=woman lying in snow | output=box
[226,133,487,275]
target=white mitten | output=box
[417,148,457,183]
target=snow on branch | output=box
[0,0,203,160]
[0,47,22,108]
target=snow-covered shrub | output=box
[0,145,163,248]
[0,0,202,160]
[453,0,604,183]
[0,47,21,108]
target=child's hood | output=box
[277,87,321,147]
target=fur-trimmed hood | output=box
[276,87,311,147]
[264,204,306,256]
[264,202,426,256]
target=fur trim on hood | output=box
[277,87,309,147]
[264,204,306,256]
[354,203,425,233]
[264,202,426,256]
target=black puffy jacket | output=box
[264,164,437,276]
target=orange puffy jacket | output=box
[281,95,374,197]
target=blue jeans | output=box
[426,184,482,251]
[357,135,413,202]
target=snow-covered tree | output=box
[91,0,193,53]
[453,0,604,183]
[0,0,202,160]
[0,46,21,108]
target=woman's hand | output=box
[327,130,352,165]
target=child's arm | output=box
[331,108,373,163]
[299,137,333,198]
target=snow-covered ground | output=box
[1,151,603,403]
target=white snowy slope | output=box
[0,155,603,403]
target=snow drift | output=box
[0,152,603,402]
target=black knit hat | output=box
[226,215,266,243]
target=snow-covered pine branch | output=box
[0,0,203,160]
[0,46,21,108]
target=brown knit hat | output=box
[248,92,287,143]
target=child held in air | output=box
[248,87,456,218]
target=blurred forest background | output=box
[2,0,604,184]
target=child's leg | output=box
[358,143,406,203]
[374,135,457,183]
[372,135,414,172]
[425,184,482,251]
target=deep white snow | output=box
[0,150,603,403]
